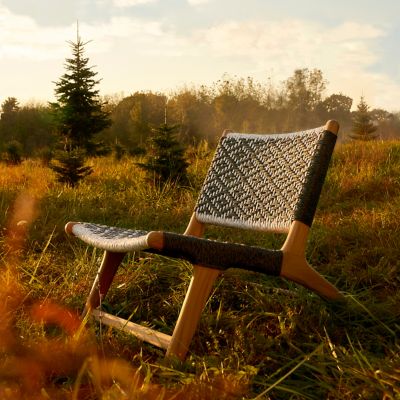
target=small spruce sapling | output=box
[50,147,93,187]
[138,123,189,185]
[349,96,377,141]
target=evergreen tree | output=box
[138,123,189,185]
[51,32,111,154]
[3,140,23,165]
[0,97,20,151]
[1,97,19,115]
[350,96,377,141]
[50,148,93,187]
[50,29,110,186]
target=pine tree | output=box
[0,97,20,151]
[50,148,93,187]
[349,96,377,141]
[1,97,19,115]
[51,31,111,154]
[138,123,189,185]
[50,28,110,186]
[4,140,23,165]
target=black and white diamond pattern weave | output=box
[195,127,325,232]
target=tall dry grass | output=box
[0,140,399,398]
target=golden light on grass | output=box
[0,164,247,399]
[3,164,49,263]
[0,171,133,397]
[1,141,398,398]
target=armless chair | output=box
[66,120,343,360]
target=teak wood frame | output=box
[81,120,342,361]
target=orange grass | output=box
[0,167,248,399]
[0,140,399,398]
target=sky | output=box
[1,0,400,111]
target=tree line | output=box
[99,71,400,151]
[2,69,400,163]
[2,28,400,176]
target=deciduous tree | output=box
[284,68,327,129]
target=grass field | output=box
[0,140,399,399]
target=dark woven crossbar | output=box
[157,232,283,276]
[195,127,337,232]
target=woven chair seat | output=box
[70,223,149,253]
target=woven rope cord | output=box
[158,233,282,276]
[71,223,149,253]
[293,131,337,225]
[195,127,336,231]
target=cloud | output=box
[0,4,170,60]
[112,0,157,7]
[190,19,396,108]
[1,1,398,110]
[0,5,70,60]
[194,19,384,68]
[0,3,386,70]
[187,0,211,5]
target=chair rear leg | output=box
[82,250,126,317]
[167,266,220,360]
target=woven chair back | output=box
[195,126,337,233]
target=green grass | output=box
[0,141,399,399]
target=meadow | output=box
[0,140,399,399]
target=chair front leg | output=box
[82,250,126,317]
[167,265,220,360]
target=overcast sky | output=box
[1,0,400,111]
